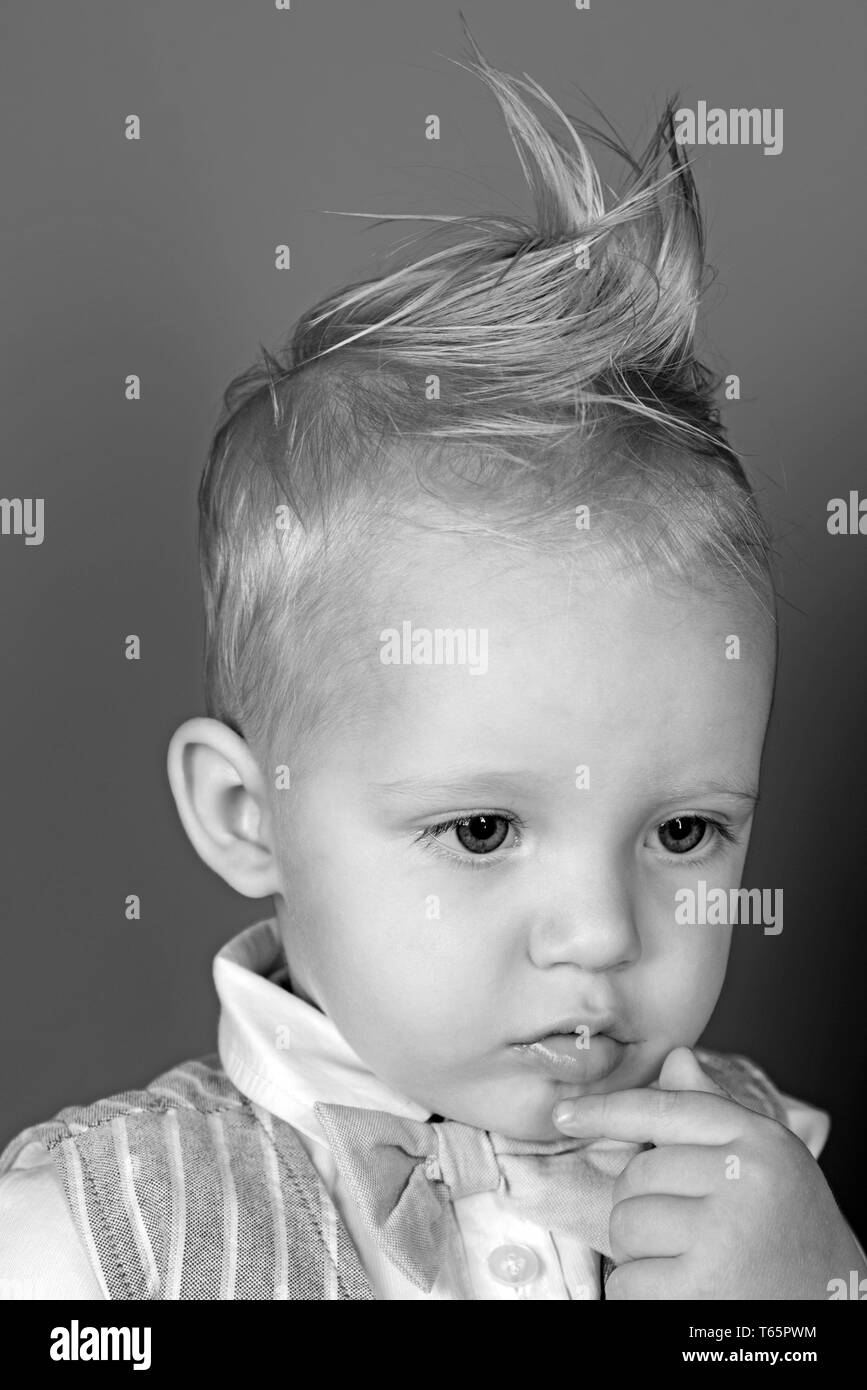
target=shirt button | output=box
[487,1243,540,1286]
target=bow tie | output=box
[314,1102,642,1291]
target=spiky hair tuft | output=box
[198,27,773,753]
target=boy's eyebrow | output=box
[655,782,760,806]
[370,773,760,804]
[370,770,533,802]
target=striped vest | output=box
[0,1049,785,1300]
[1,1054,373,1300]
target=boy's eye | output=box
[453,814,511,854]
[656,815,712,854]
[416,812,518,863]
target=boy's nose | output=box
[525,863,641,971]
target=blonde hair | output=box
[199,30,774,757]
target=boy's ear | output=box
[166,717,282,899]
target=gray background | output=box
[2,0,865,1238]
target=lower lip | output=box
[510,1033,626,1082]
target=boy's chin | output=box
[432,1084,623,1143]
[406,1045,670,1139]
[475,1057,667,1140]
[465,1102,606,1144]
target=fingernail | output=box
[553,1102,575,1125]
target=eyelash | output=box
[413,813,740,871]
[414,814,524,873]
[660,816,740,866]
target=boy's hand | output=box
[553,1046,863,1299]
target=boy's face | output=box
[267,523,775,1141]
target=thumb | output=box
[657,1045,731,1097]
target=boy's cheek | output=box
[647,911,733,977]
[633,928,732,1037]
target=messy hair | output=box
[199,30,775,758]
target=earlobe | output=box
[166,717,282,899]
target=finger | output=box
[604,1257,686,1301]
[552,1085,741,1145]
[613,1144,730,1201]
[659,1045,732,1098]
[609,1194,702,1261]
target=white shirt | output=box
[0,916,832,1300]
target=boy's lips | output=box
[509,1015,632,1081]
[517,1014,627,1046]
[510,1032,628,1081]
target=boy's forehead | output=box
[355,518,769,647]
[304,521,775,781]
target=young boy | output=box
[0,38,862,1300]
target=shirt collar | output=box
[214,916,431,1144]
